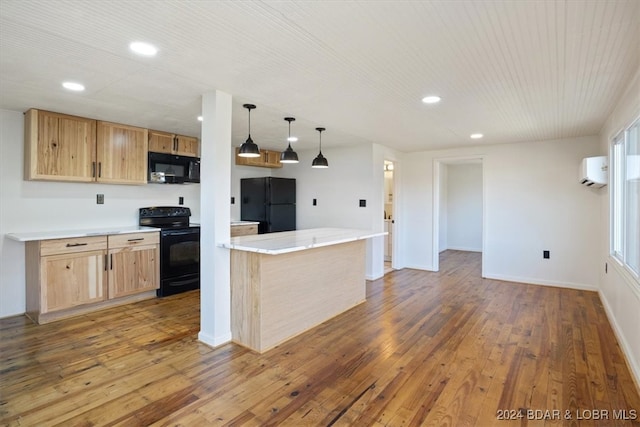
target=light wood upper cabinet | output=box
[263,150,282,168]
[25,109,148,185]
[148,130,174,153]
[97,121,148,185]
[235,148,283,168]
[149,130,199,157]
[175,135,199,157]
[24,109,97,181]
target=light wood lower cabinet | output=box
[41,249,107,312]
[230,224,258,237]
[107,233,159,299]
[25,232,159,324]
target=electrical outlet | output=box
[543,250,550,259]
[313,198,317,206]
[96,194,104,204]
[231,196,235,204]
[178,196,184,205]
[359,199,366,207]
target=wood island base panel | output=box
[231,240,366,352]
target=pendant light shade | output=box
[312,127,329,168]
[238,104,260,158]
[280,117,299,164]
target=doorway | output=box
[432,157,485,275]
[384,160,395,274]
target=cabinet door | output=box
[235,147,264,166]
[264,150,282,168]
[175,135,199,157]
[97,121,148,184]
[148,130,174,154]
[25,109,97,181]
[108,245,159,299]
[41,250,107,313]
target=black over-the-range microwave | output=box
[148,152,200,184]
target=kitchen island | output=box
[221,228,385,352]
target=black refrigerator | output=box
[240,177,296,234]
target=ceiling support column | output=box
[198,90,232,347]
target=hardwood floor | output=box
[1,250,638,426]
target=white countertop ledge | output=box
[220,227,386,255]
[6,226,158,242]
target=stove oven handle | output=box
[162,230,199,237]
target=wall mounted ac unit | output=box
[580,156,607,188]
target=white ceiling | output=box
[1,1,638,153]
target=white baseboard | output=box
[366,273,384,281]
[402,263,436,272]
[445,246,482,252]
[483,273,598,291]
[598,290,640,391]
[198,330,232,348]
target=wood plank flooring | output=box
[1,250,639,426]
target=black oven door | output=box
[159,227,200,296]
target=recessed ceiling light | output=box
[129,41,158,56]
[62,81,85,91]
[470,133,484,139]
[197,116,203,122]
[287,136,298,142]
[422,95,441,104]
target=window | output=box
[610,117,640,280]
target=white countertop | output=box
[231,221,260,226]
[6,226,159,242]
[221,227,386,255]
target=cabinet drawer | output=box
[108,232,159,248]
[40,236,107,256]
[231,224,258,237]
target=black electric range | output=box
[139,206,200,297]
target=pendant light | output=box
[280,117,299,164]
[312,127,328,168]
[238,104,260,158]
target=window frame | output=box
[609,116,640,284]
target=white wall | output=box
[0,109,201,318]
[279,144,375,229]
[598,66,640,386]
[446,164,483,252]
[400,135,602,289]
